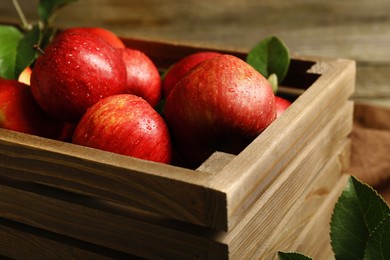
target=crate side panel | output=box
[0,218,133,259]
[217,101,353,258]
[258,139,350,259]
[0,131,227,230]
[291,174,350,260]
[0,177,228,259]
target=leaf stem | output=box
[33,44,45,55]
[12,0,32,30]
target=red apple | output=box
[164,54,276,167]
[57,122,77,142]
[0,78,69,140]
[72,94,172,164]
[122,48,161,107]
[31,30,127,122]
[162,51,221,97]
[275,96,291,118]
[57,27,125,49]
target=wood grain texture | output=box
[290,174,350,260]
[0,219,131,259]
[1,0,388,107]
[217,102,353,259]
[0,129,228,230]
[0,177,228,259]
[258,140,350,259]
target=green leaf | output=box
[278,251,313,260]
[38,0,78,25]
[246,36,290,84]
[15,24,41,78]
[364,213,390,260]
[0,25,23,79]
[330,176,390,260]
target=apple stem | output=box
[12,0,32,31]
[33,44,45,55]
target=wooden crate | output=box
[0,37,355,259]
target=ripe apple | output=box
[275,96,292,118]
[30,30,127,122]
[0,78,69,140]
[72,94,172,164]
[122,48,161,107]
[164,54,276,167]
[162,51,221,97]
[56,27,125,49]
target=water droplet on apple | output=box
[228,87,235,92]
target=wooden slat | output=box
[258,139,350,259]
[290,174,350,260]
[0,218,133,259]
[196,152,235,175]
[0,177,228,259]
[213,59,355,231]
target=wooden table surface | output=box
[1,0,389,108]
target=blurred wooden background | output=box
[1,0,389,108]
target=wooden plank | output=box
[0,177,228,259]
[0,219,132,259]
[216,102,354,258]
[212,59,355,230]
[290,174,350,260]
[196,152,235,175]
[258,139,350,259]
